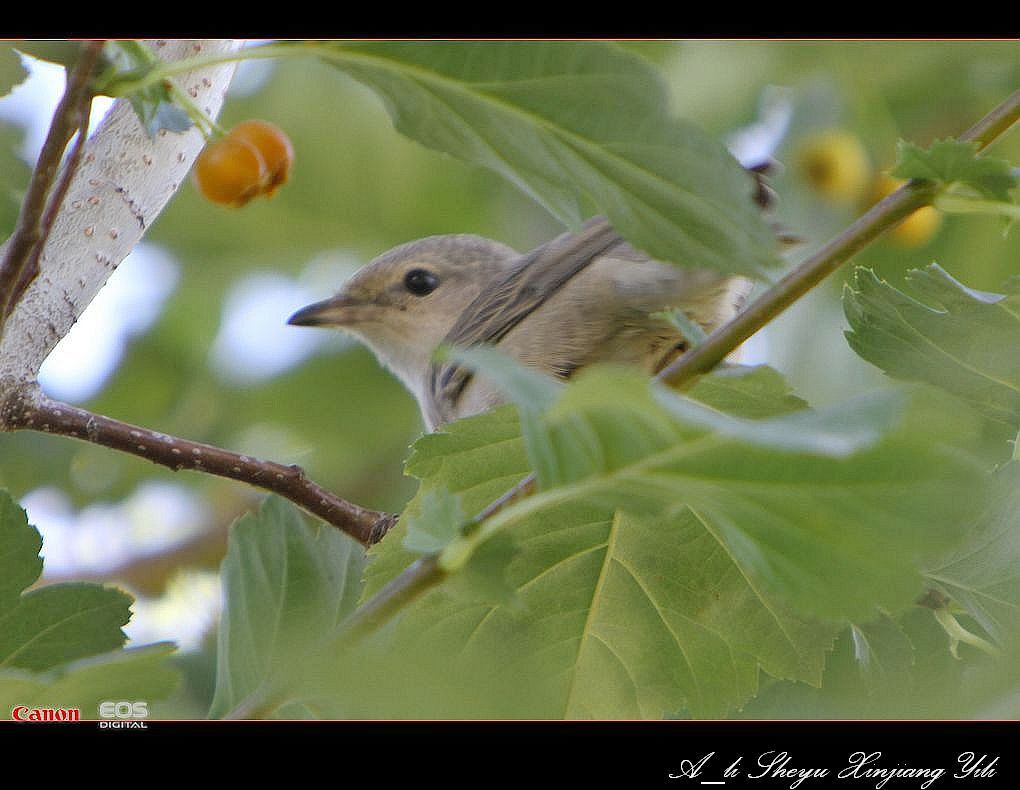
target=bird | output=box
[288,216,753,432]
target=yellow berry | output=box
[871,173,943,247]
[795,129,871,204]
[228,120,295,197]
[193,136,267,207]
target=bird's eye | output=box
[403,268,439,296]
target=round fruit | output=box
[227,120,294,196]
[795,129,871,204]
[871,173,942,247]
[193,136,268,208]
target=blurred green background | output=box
[0,40,1017,717]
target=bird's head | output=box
[288,234,519,402]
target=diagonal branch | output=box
[0,385,394,546]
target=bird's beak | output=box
[287,294,363,327]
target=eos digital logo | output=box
[98,700,149,729]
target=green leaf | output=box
[514,367,985,621]
[355,364,983,717]
[128,89,193,137]
[0,490,133,672]
[0,583,132,672]
[209,496,366,719]
[359,445,837,717]
[311,41,779,278]
[0,490,44,613]
[99,41,193,137]
[402,487,466,554]
[652,308,708,347]
[363,405,531,602]
[892,138,1018,202]
[684,364,808,419]
[925,463,1020,650]
[739,613,930,719]
[844,265,1020,429]
[11,41,84,70]
[0,491,178,708]
[0,644,180,718]
[0,44,30,98]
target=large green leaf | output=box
[492,367,983,620]
[361,364,807,602]
[0,583,133,672]
[844,265,1020,429]
[209,496,365,719]
[309,41,779,277]
[353,364,984,718]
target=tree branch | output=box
[0,41,104,331]
[1,384,395,546]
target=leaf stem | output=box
[101,42,303,97]
[935,194,1020,220]
[933,607,1002,659]
[163,78,228,138]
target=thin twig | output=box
[0,40,104,331]
[345,86,1020,638]
[0,385,395,547]
[656,179,940,388]
[10,87,94,309]
[336,556,442,642]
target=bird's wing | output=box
[425,216,624,427]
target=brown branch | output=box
[10,91,92,309]
[0,385,396,547]
[0,40,104,330]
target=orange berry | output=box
[227,120,294,196]
[193,136,267,207]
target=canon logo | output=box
[11,706,81,722]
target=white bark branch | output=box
[0,39,242,388]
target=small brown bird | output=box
[288,218,751,430]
